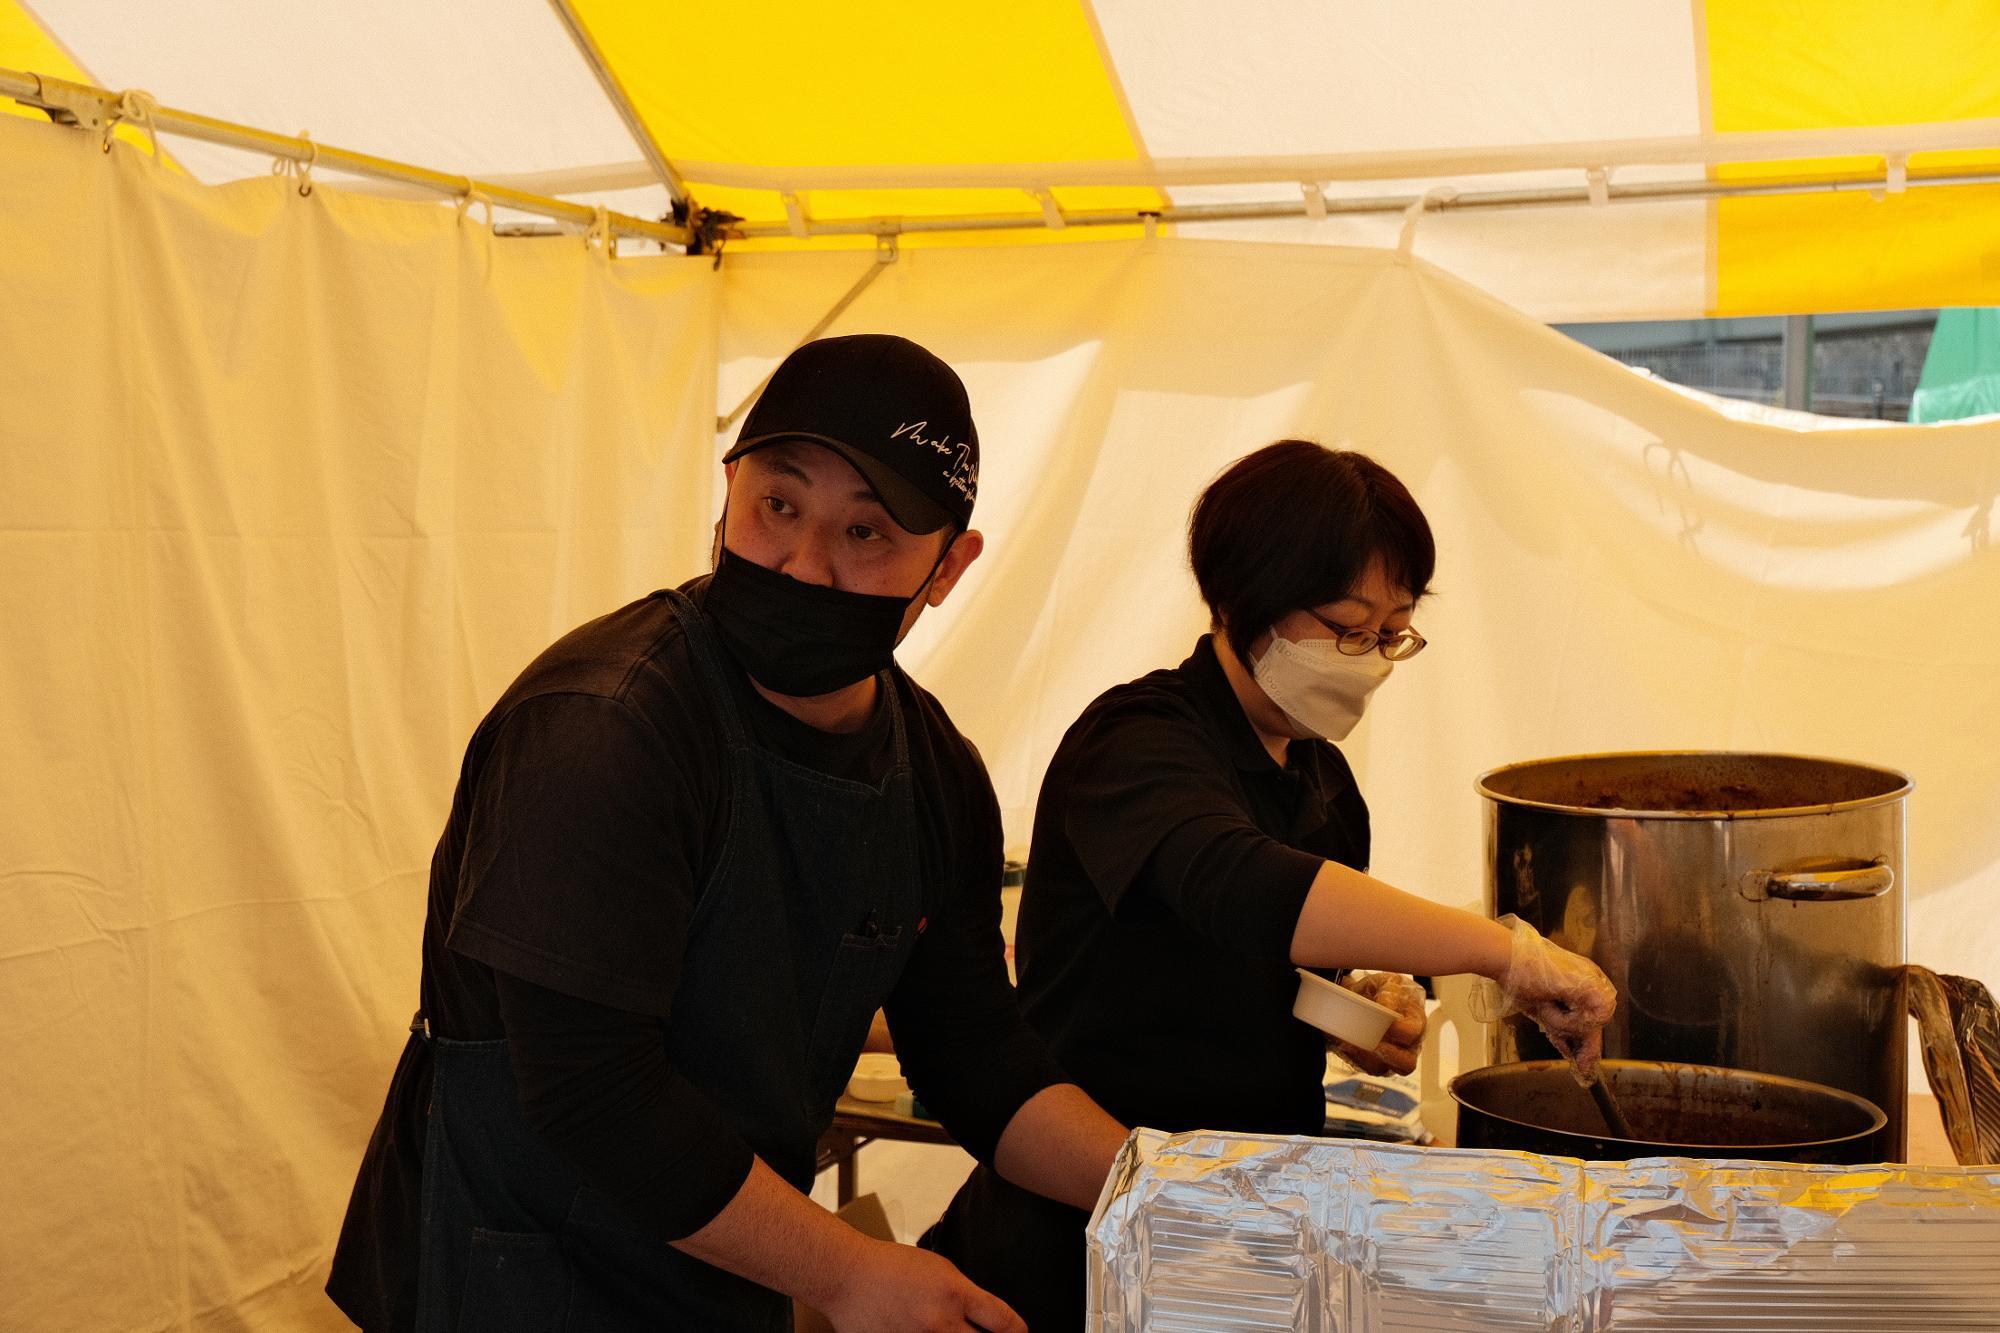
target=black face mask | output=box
[703,546,945,697]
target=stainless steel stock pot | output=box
[1477,751,1911,1159]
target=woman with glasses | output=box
[922,440,1616,1331]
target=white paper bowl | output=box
[1292,969,1398,1047]
[846,1052,909,1103]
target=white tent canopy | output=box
[7,0,2000,319]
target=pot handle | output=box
[1753,859,1895,902]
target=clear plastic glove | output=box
[1332,972,1428,1077]
[1471,915,1617,1079]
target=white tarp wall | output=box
[5,111,2000,1330]
[0,116,716,1331]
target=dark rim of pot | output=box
[1447,1060,1888,1152]
[1473,749,1914,821]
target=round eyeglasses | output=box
[1302,609,1427,661]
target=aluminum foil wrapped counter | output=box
[1087,1130,2000,1331]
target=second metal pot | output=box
[1451,1060,1887,1163]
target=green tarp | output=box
[1909,308,2000,424]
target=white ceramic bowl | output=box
[1292,969,1398,1047]
[846,1052,909,1103]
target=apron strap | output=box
[882,665,912,771]
[659,585,753,748]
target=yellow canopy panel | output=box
[1707,0,2000,314]
[567,0,1164,242]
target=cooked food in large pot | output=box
[1451,1059,1887,1164]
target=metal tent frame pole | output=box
[674,118,2000,193]
[0,66,692,249]
[8,64,1995,253]
[545,0,691,210]
[723,164,2000,243]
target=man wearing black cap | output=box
[327,335,1129,1332]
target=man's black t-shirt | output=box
[1012,633,1371,1138]
[416,579,1063,1240]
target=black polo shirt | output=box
[1012,634,1371,1138]
[409,583,1061,1238]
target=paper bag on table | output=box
[1906,964,2000,1165]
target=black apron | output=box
[329,588,925,1331]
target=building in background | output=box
[1559,312,1937,420]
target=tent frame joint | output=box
[15,73,109,133]
[782,191,810,239]
[679,202,740,260]
[1029,187,1066,230]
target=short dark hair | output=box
[1189,440,1435,659]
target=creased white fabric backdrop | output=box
[722,238,2000,1001]
[0,115,717,1331]
[6,105,2000,1333]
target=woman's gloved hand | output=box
[1472,915,1618,1079]
[1332,972,1428,1077]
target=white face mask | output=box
[1251,632,1393,742]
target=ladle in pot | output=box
[1554,1033,1636,1140]
[1583,1071,1636,1140]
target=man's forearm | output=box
[673,1154,1024,1331]
[671,1156,865,1308]
[992,1083,1131,1211]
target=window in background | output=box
[1558,311,1938,420]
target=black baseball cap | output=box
[724,334,979,535]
